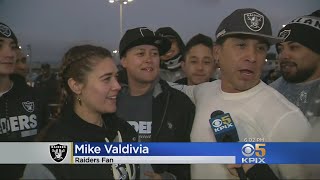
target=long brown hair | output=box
[57,44,113,117]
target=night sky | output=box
[1,0,319,64]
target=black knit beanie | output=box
[0,22,18,45]
[277,10,320,54]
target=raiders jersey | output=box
[0,82,47,141]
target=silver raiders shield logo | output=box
[50,144,68,162]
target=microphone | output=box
[209,110,246,180]
[209,110,239,142]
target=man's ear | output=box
[213,44,221,67]
[120,56,127,68]
[213,44,221,61]
[67,78,83,95]
[181,61,186,72]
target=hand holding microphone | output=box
[227,164,254,177]
[228,164,279,180]
[209,110,247,180]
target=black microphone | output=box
[209,110,247,180]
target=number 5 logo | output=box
[255,144,266,157]
[221,114,231,124]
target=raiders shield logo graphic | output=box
[50,144,68,162]
[22,101,34,113]
[0,24,12,37]
[244,12,264,32]
[279,30,291,41]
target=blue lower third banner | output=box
[0,142,320,164]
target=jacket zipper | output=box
[154,91,170,139]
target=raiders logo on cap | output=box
[0,22,18,45]
[244,12,265,32]
[0,23,12,37]
[279,30,291,41]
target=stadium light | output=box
[108,0,134,38]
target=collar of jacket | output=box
[118,69,165,97]
[60,105,119,141]
[1,80,24,98]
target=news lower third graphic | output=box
[0,142,319,164]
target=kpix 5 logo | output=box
[211,113,234,133]
[241,143,266,163]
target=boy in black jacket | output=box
[0,22,48,179]
[116,27,195,179]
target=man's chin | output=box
[192,80,207,85]
[139,78,157,84]
[283,74,307,83]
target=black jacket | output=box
[0,78,48,179]
[42,106,138,179]
[10,74,28,88]
[152,79,195,142]
[118,70,195,179]
[151,79,195,180]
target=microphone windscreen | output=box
[211,110,224,118]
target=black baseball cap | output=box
[215,8,282,45]
[119,27,171,58]
[0,22,18,45]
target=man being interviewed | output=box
[170,8,311,179]
[116,27,195,179]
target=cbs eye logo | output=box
[242,143,266,157]
[212,119,223,128]
[211,114,232,128]
[242,144,255,157]
[241,143,266,163]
